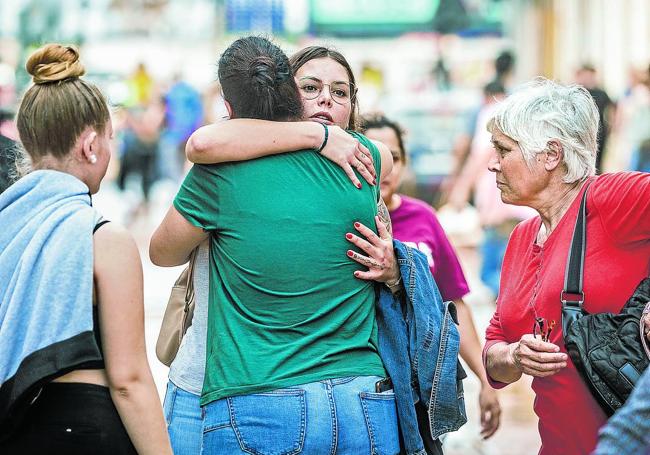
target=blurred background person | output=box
[126,62,154,107]
[448,81,535,298]
[491,50,515,89]
[575,64,614,173]
[157,73,203,184]
[614,64,650,173]
[116,94,166,222]
[441,50,516,205]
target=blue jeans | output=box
[480,226,509,297]
[163,380,203,455]
[202,375,400,455]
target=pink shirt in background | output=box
[390,195,470,301]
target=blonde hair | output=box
[17,44,110,161]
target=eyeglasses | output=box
[298,77,355,105]
[533,317,556,342]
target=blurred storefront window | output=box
[226,0,284,34]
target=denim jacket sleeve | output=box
[376,240,467,455]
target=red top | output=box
[483,172,650,455]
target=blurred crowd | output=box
[2,48,650,225]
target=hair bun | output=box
[26,44,85,85]
[248,56,276,89]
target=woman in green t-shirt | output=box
[151,38,401,454]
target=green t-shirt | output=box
[174,131,386,405]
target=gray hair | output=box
[13,144,32,180]
[487,78,598,183]
[1,142,31,193]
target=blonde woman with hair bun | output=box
[0,44,171,455]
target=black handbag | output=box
[561,184,650,416]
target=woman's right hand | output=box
[319,125,376,188]
[509,334,568,378]
[345,216,399,284]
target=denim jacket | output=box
[377,240,467,455]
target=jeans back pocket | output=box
[228,389,306,455]
[359,391,400,455]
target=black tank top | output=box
[91,219,111,367]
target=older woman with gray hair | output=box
[482,78,650,455]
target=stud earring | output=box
[89,154,97,164]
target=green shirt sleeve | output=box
[173,164,219,231]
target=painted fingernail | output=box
[354,222,360,228]
[345,233,353,240]
[347,250,354,257]
[356,183,362,189]
[354,271,360,277]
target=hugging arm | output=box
[149,206,208,267]
[186,119,376,187]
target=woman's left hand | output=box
[478,384,501,439]
[345,216,400,283]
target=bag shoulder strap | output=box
[562,186,589,306]
[185,248,197,303]
[561,181,592,334]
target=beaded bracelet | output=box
[316,123,329,153]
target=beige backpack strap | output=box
[184,249,197,306]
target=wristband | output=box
[316,123,329,154]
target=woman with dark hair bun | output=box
[0,44,171,454]
[218,36,303,122]
[151,36,402,454]
[171,41,470,455]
